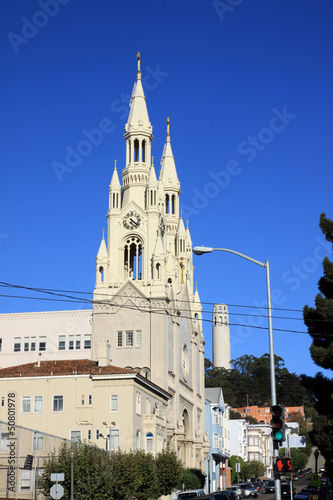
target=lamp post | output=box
[314,449,319,474]
[193,246,280,500]
[70,449,74,500]
[207,454,211,494]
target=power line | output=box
[1,282,332,337]
[0,281,309,313]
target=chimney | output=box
[37,353,41,368]
[97,341,111,367]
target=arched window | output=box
[145,432,153,452]
[156,263,160,279]
[124,237,143,280]
[99,266,104,283]
[166,194,170,214]
[134,139,139,162]
[171,194,175,214]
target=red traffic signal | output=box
[276,458,292,473]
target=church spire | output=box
[124,53,152,138]
[122,54,153,208]
[160,117,179,187]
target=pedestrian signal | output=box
[276,458,292,473]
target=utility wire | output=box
[1,283,332,337]
[0,281,311,314]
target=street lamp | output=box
[193,245,280,500]
[207,454,211,494]
[70,448,74,500]
[314,449,319,474]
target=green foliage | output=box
[205,354,310,407]
[242,460,265,480]
[39,442,112,500]
[302,213,333,474]
[229,455,244,484]
[39,443,184,500]
[180,468,205,490]
[155,449,183,496]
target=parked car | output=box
[252,482,262,493]
[264,480,275,493]
[239,483,258,498]
[281,483,296,497]
[177,490,206,499]
[211,491,233,500]
[226,486,242,500]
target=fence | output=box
[0,420,69,499]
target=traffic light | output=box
[270,405,285,443]
[24,455,33,470]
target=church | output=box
[0,54,209,470]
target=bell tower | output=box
[92,54,208,470]
[122,52,153,208]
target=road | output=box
[260,474,314,500]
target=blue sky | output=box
[1,0,333,379]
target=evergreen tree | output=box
[205,354,308,407]
[302,213,333,474]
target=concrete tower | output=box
[92,54,209,469]
[212,304,231,369]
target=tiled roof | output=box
[0,359,136,378]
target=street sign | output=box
[51,473,64,482]
[311,473,321,487]
[50,483,64,499]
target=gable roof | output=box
[205,387,223,404]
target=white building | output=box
[229,419,248,462]
[0,53,208,470]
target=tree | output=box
[302,213,333,472]
[40,443,182,500]
[229,455,245,483]
[205,354,308,407]
[39,442,112,500]
[180,468,206,490]
[155,449,183,497]
[242,460,265,480]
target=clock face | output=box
[123,211,141,230]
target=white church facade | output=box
[0,54,209,469]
